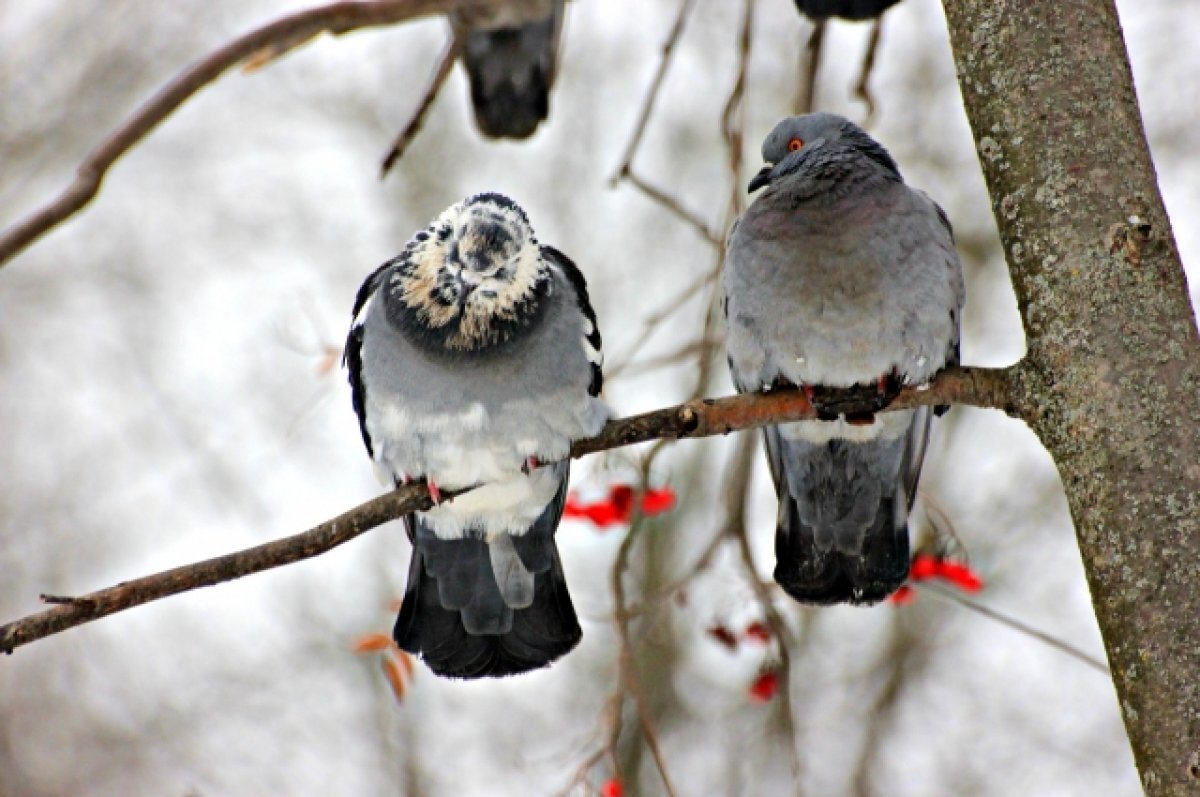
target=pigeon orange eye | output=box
[788,138,804,152]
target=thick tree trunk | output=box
[941,1,1200,794]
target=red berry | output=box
[748,671,779,703]
[600,778,623,797]
[743,622,772,644]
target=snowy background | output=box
[1,0,1196,794]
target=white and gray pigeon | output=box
[345,193,608,678]
[452,0,564,139]
[723,113,964,605]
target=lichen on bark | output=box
[942,1,1200,793]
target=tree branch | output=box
[0,0,501,270]
[0,366,1012,654]
[379,33,461,177]
[608,0,698,184]
[942,2,1200,792]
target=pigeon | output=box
[452,0,565,139]
[793,0,900,22]
[723,113,964,605]
[345,193,608,677]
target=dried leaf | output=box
[381,654,408,702]
[352,633,394,653]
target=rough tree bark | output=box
[941,1,1200,794]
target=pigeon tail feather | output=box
[773,486,909,605]
[461,12,559,139]
[393,469,581,678]
[765,425,916,605]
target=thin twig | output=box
[850,614,926,797]
[555,686,624,797]
[380,34,461,177]
[610,443,679,797]
[605,268,717,381]
[0,0,502,269]
[685,0,757,399]
[610,529,728,623]
[794,20,825,115]
[920,583,1110,674]
[720,0,755,222]
[852,18,883,122]
[0,366,1015,654]
[623,168,722,247]
[609,0,698,184]
[608,338,723,380]
[727,435,804,791]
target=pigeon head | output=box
[748,112,900,193]
[387,193,551,352]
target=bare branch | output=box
[726,434,804,790]
[852,19,883,122]
[0,366,1013,654]
[679,0,756,400]
[0,0,502,269]
[0,481,447,653]
[609,0,698,184]
[920,583,1110,674]
[610,446,679,797]
[604,271,716,381]
[571,367,1013,459]
[610,338,722,380]
[793,21,825,115]
[719,0,755,217]
[380,33,461,177]
[622,169,722,248]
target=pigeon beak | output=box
[455,272,480,308]
[457,271,480,292]
[748,164,774,193]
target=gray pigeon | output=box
[723,113,964,605]
[345,193,608,677]
[452,1,564,139]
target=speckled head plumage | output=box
[384,193,552,353]
[747,112,901,195]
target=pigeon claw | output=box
[801,384,840,422]
[426,479,442,505]
[870,368,904,412]
[521,456,540,475]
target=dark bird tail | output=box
[458,4,563,139]
[393,464,581,678]
[765,407,930,605]
[794,0,902,22]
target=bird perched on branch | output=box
[452,0,565,139]
[792,0,902,116]
[794,0,900,21]
[723,113,964,605]
[345,193,607,678]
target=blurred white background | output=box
[1,0,1195,794]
